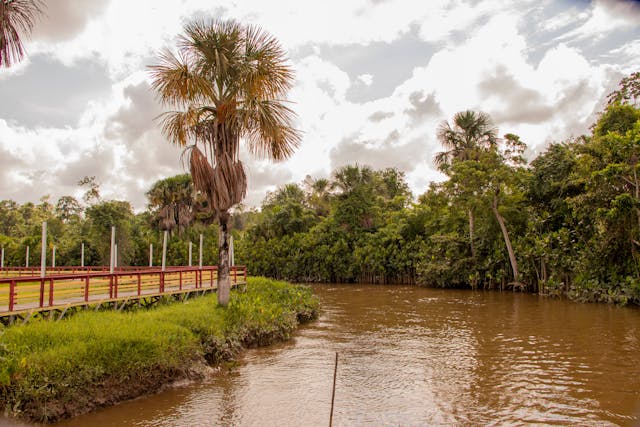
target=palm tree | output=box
[434,110,499,169]
[303,176,332,217]
[146,174,194,236]
[434,110,499,260]
[0,0,44,68]
[149,20,300,305]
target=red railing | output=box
[0,265,247,314]
[0,265,192,277]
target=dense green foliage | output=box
[0,278,318,422]
[237,101,640,305]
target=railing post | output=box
[244,266,247,284]
[233,266,237,284]
[114,275,118,298]
[210,269,214,288]
[9,280,16,311]
[137,273,141,296]
[109,275,113,299]
[84,275,89,302]
[48,278,54,306]
[179,270,183,290]
[39,278,45,307]
[160,271,165,293]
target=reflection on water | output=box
[36,286,640,426]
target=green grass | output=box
[0,277,319,423]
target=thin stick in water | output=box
[329,352,338,427]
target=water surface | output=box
[35,285,640,425]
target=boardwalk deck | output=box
[0,266,247,325]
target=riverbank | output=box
[0,278,319,423]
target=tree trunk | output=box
[541,257,547,294]
[468,208,476,259]
[217,211,231,306]
[492,194,519,284]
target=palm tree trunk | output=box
[492,193,519,284]
[217,211,231,306]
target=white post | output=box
[188,241,193,267]
[109,226,115,274]
[115,243,118,268]
[162,230,167,272]
[199,234,203,269]
[52,246,56,268]
[229,236,235,267]
[40,221,46,277]
[149,243,153,267]
[26,246,29,268]
[81,242,85,267]
[1,247,4,269]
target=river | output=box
[8,284,640,426]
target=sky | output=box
[0,0,639,211]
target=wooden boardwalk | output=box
[0,266,247,325]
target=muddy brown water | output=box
[4,284,640,426]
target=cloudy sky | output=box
[1,0,639,210]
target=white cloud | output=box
[539,6,590,33]
[555,0,640,44]
[608,40,640,72]
[357,73,374,86]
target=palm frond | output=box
[180,20,243,98]
[434,150,451,170]
[0,0,44,67]
[242,98,300,160]
[158,109,201,146]
[437,121,462,149]
[243,23,294,98]
[148,49,212,106]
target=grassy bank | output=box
[0,277,319,423]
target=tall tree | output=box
[0,0,44,67]
[434,110,499,259]
[150,20,300,305]
[303,175,332,217]
[146,174,195,236]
